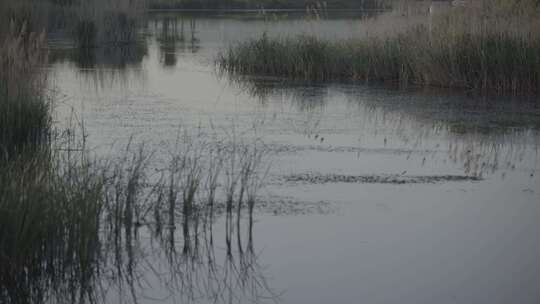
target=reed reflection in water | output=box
[155,16,201,68]
[104,201,277,304]
[225,74,540,180]
[0,182,277,304]
[0,129,277,304]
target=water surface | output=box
[48,11,540,304]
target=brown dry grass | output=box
[219,0,540,95]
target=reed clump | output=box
[74,9,141,48]
[0,26,104,300]
[1,4,271,302]
[0,128,271,303]
[147,0,389,10]
[219,1,540,95]
[0,0,144,48]
[0,150,106,304]
[0,24,50,158]
[72,0,145,47]
[0,133,271,303]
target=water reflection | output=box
[151,216,276,304]
[49,41,147,70]
[154,16,201,68]
[49,9,379,71]
[231,76,329,112]
[39,11,540,304]
[43,11,540,304]
[156,17,180,67]
[48,41,148,92]
[1,199,275,304]
[227,75,540,179]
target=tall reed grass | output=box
[0,0,145,48]
[0,149,105,304]
[0,122,271,302]
[0,25,104,299]
[0,11,271,302]
[0,131,271,303]
[218,1,540,95]
[0,135,272,302]
[0,24,50,158]
[147,0,389,10]
[74,0,144,48]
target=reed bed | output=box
[218,0,540,96]
[0,150,105,304]
[0,16,271,303]
[0,134,270,302]
[0,128,271,303]
[74,0,144,48]
[0,0,145,48]
[0,26,103,298]
[0,1,275,302]
[0,24,50,158]
[147,0,389,10]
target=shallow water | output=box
[47,11,540,304]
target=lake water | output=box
[47,11,540,304]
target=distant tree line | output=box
[146,0,389,10]
[1,0,389,13]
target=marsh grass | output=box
[0,138,271,302]
[156,126,271,235]
[0,24,50,159]
[71,0,146,48]
[147,0,389,10]
[0,2,273,302]
[0,0,145,48]
[0,149,105,303]
[0,24,270,301]
[219,1,540,95]
[0,128,271,303]
[74,10,141,48]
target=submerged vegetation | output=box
[219,0,540,95]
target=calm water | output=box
[47,11,540,304]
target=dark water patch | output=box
[285,172,482,185]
